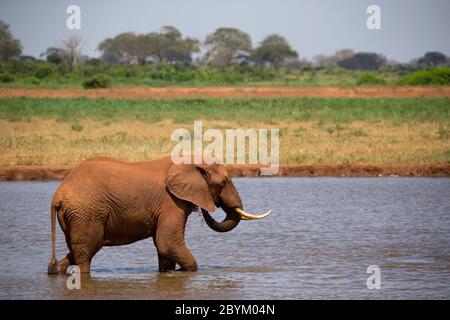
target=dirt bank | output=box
[1,164,449,181]
[1,86,450,100]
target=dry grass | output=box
[1,118,448,167]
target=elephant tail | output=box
[47,202,60,274]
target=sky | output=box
[0,0,449,62]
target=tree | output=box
[252,34,298,69]
[41,47,65,64]
[204,28,252,66]
[417,51,448,68]
[313,54,337,68]
[313,49,354,68]
[334,49,354,62]
[155,26,199,63]
[338,52,386,70]
[0,21,22,61]
[99,32,138,64]
[98,28,199,64]
[61,35,82,70]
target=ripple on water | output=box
[0,178,449,299]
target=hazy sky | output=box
[0,0,449,62]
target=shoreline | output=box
[0,164,449,181]
[1,86,450,99]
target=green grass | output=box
[0,97,448,166]
[397,68,450,86]
[2,60,449,88]
[0,63,403,88]
[357,72,387,85]
[0,97,448,123]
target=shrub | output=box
[35,65,54,79]
[175,71,196,81]
[24,76,40,85]
[71,123,83,132]
[0,72,15,83]
[356,72,387,85]
[397,68,450,85]
[82,74,112,89]
[3,60,39,76]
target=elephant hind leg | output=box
[57,252,75,274]
[56,228,76,274]
[69,219,105,273]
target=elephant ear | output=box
[166,164,216,212]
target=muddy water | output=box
[0,178,449,299]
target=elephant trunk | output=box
[201,205,241,233]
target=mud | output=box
[1,164,449,181]
[1,86,450,100]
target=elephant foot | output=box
[78,261,92,273]
[177,261,198,272]
[57,256,71,274]
[47,259,58,274]
[157,254,176,272]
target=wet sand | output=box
[0,163,449,181]
[1,86,450,99]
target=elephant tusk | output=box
[235,207,272,220]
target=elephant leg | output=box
[69,218,104,273]
[152,238,176,272]
[158,254,176,272]
[155,216,197,272]
[58,231,75,273]
[58,252,75,273]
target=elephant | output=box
[47,156,271,274]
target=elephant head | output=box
[166,162,271,232]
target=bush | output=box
[0,72,15,83]
[356,72,387,85]
[24,76,40,85]
[35,65,54,79]
[82,74,112,89]
[2,60,40,77]
[71,123,83,132]
[397,68,450,85]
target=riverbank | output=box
[1,163,449,181]
[1,86,450,99]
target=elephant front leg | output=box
[153,238,176,272]
[155,215,198,272]
[157,254,176,272]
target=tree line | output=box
[1,21,449,71]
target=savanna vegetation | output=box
[0,97,448,167]
[1,21,449,88]
[1,21,449,171]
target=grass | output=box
[0,97,449,123]
[0,69,403,88]
[397,68,450,86]
[0,97,449,166]
[2,60,448,88]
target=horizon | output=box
[0,0,449,63]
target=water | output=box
[0,178,449,299]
